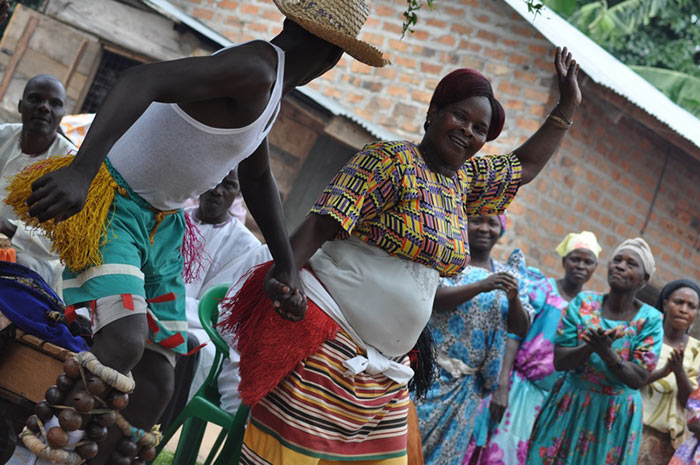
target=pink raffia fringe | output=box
[181,211,209,284]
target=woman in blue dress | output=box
[526,238,663,465]
[465,231,601,464]
[416,213,533,465]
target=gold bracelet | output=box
[546,113,572,130]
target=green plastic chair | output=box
[155,283,250,465]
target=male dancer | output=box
[10,1,387,464]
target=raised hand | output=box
[263,264,307,321]
[554,47,581,120]
[26,165,92,223]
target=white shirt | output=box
[108,43,285,211]
[0,123,77,293]
[183,206,261,404]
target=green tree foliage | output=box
[546,0,700,114]
[631,66,700,116]
[401,0,544,35]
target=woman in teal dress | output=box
[416,213,534,465]
[526,237,663,465]
[465,231,601,464]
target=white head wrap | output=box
[612,237,655,279]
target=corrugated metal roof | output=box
[140,0,399,140]
[503,0,700,151]
[140,0,232,46]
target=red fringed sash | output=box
[218,261,340,406]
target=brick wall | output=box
[173,0,700,289]
[496,97,700,292]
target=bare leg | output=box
[62,314,149,465]
[90,314,148,374]
[125,350,175,429]
[88,348,175,465]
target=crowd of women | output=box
[416,225,700,465]
[220,46,700,465]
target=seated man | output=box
[0,74,75,292]
[217,242,272,415]
[159,169,260,427]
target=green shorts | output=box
[63,162,188,354]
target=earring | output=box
[425,119,431,128]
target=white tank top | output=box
[107,42,285,211]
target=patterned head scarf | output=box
[555,231,602,259]
[612,237,656,279]
[655,279,700,313]
[429,69,505,141]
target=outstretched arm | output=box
[433,272,513,312]
[239,140,306,318]
[26,43,276,222]
[515,47,582,185]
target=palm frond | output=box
[570,0,690,41]
[631,65,700,117]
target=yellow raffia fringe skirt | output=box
[4,155,120,272]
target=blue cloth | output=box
[416,249,533,465]
[466,269,570,465]
[0,261,88,352]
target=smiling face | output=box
[18,75,66,140]
[423,96,491,173]
[664,287,700,332]
[607,249,648,292]
[562,248,597,287]
[467,214,502,255]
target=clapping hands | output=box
[666,343,685,376]
[582,327,623,363]
[479,272,519,301]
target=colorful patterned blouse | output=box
[311,141,521,277]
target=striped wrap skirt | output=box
[240,330,410,464]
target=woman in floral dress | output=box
[525,238,663,465]
[465,231,601,464]
[416,213,534,465]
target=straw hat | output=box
[273,0,389,67]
